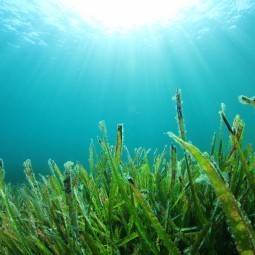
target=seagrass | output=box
[0,90,254,254]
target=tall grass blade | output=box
[63,161,78,238]
[220,111,255,193]
[0,158,5,191]
[130,181,181,255]
[115,123,123,165]
[174,89,207,226]
[170,144,177,199]
[168,132,255,254]
[99,121,160,255]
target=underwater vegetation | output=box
[0,90,255,255]
[239,95,255,107]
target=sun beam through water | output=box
[59,0,201,32]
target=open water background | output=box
[0,1,255,183]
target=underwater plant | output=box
[239,95,255,107]
[0,90,254,254]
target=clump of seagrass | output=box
[169,89,255,254]
[0,90,254,255]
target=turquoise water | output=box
[0,1,255,183]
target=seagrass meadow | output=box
[0,89,255,255]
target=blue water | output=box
[1,1,255,183]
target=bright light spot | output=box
[60,0,201,31]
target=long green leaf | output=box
[99,121,160,255]
[130,182,181,255]
[168,132,255,255]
